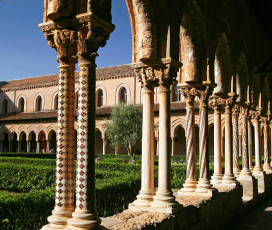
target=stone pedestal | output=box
[237,176,258,201]
[252,172,266,194]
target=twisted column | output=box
[232,105,240,175]
[261,117,272,173]
[195,86,213,193]
[239,106,252,177]
[179,87,198,193]
[222,97,238,186]
[209,97,224,185]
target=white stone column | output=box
[152,83,176,211]
[179,87,198,194]
[252,117,263,174]
[270,121,272,167]
[262,118,272,173]
[195,86,214,195]
[171,138,175,156]
[27,140,30,153]
[36,141,40,153]
[222,97,238,186]
[239,107,252,177]
[156,137,159,156]
[102,138,107,155]
[210,97,224,185]
[248,119,254,170]
[46,140,50,153]
[130,83,155,209]
[9,141,12,153]
[17,141,21,153]
[232,105,240,175]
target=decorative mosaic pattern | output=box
[55,67,75,209]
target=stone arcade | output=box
[1,0,272,229]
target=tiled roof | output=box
[0,64,134,91]
[0,102,196,122]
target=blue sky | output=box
[0,0,132,82]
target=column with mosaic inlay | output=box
[41,29,78,230]
[68,23,114,229]
[178,87,198,194]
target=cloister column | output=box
[195,85,215,195]
[27,140,30,153]
[156,137,159,156]
[40,29,77,229]
[102,138,107,155]
[152,59,181,212]
[270,121,272,167]
[261,117,272,173]
[129,64,156,210]
[36,140,40,153]
[171,138,175,156]
[68,24,114,229]
[222,97,239,187]
[8,140,12,153]
[209,96,224,185]
[46,140,50,153]
[239,106,252,177]
[248,118,254,170]
[17,140,21,153]
[232,105,240,175]
[178,87,198,194]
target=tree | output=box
[103,103,142,163]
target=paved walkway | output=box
[230,198,272,230]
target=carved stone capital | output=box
[133,58,182,90]
[232,105,240,118]
[197,86,213,107]
[180,87,198,106]
[249,110,261,120]
[260,116,268,124]
[45,29,78,66]
[77,23,111,65]
[240,106,249,117]
[208,97,225,111]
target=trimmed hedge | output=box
[0,153,56,159]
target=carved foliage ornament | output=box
[180,87,198,104]
[208,97,225,110]
[249,110,261,120]
[134,63,179,90]
[232,104,240,117]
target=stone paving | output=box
[230,197,272,230]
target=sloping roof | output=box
[0,102,189,122]
[0,64,134,91]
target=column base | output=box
[237,176,258,201]
[239,168,252,178]
[253,166,264,175]
[177,178,197,194]
[252,171,265,193]
[221,174,239,187]
[67,211,101,230]
[263,163,272,173]
[233,168,241,176]
[150,191,180,214]
[195,179,217,196]
[210,174,223,185]
[42,209,74,230]
[128,189,155,211]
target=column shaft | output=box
[153,85,175,206]
[102,138,107,155]
[171,138,175,156]
[262,119,272,172]
[196,88,213,193]
[248,119,253,170]
[232,114,240,175]
[211,108,223,184]
[253,119,263,173]
[18,141,21,153]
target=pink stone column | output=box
[262,118,272,173]
[222,97,238,186]
[239,107,252,177]
[179,88,198,193]
[232,105,240,175]
[195,87,213,193]
[248,119,254,170]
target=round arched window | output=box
[97,89,103,107]
[2,99,8,114]
[120,88,127,104]
[18,97,25,112]
[35,96,42,112]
